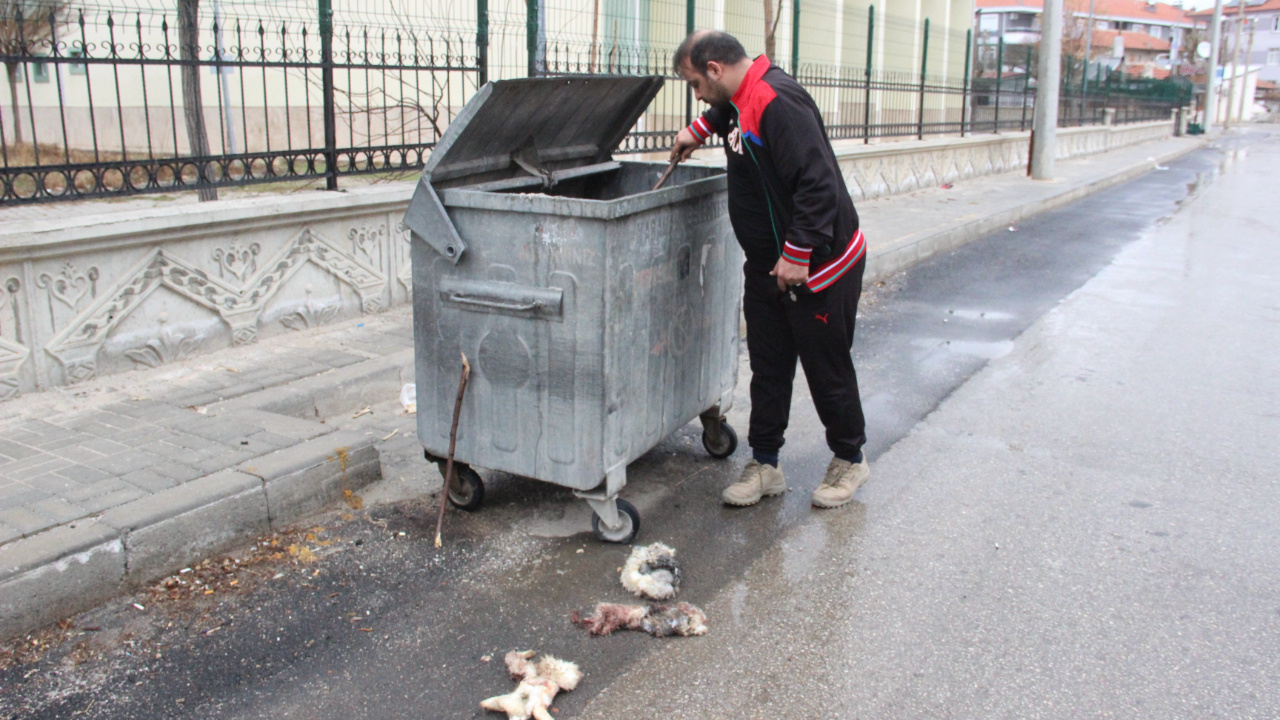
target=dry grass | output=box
[3,142,183,198]
[1,142,117,167]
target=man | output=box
[671,30,869,509]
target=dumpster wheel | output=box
[426,451,486,511]
[702,420,739,459]
[446,464,486,511]
[591,498,641,544]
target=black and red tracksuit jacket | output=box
[686,56,864,292]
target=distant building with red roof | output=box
[1189,0,1280,85]
[975,0,1198,79]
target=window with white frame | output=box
[1268,47,1280,65]
[1006,12,1037,30]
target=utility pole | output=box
[1205,0,1223,131]
[1236,17,1255,122]
[1082,0,1095,95]
[1030,0,1061,179]
[1224,0,1245,128]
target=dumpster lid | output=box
[404,75,665,263]
[424,75,665,185]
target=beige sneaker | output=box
[811,455,870,508]
[722,459,787,506]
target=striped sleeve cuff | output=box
[781,241,812,266]
[687,116,713,143]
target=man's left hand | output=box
[770,257,809,292]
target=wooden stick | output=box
[435,352,471,548]
[651,155,679,191]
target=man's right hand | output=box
[670,127,701,162]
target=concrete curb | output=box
[239,429,382,527]
[0,432,379,639]
[865,139,1208,283]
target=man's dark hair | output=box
[673,31,748,74]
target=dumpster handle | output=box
[443,292,543,313]
[439,280,564,318]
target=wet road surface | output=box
[576,128,1280,719]
[2,130,1275,719]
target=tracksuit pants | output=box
[742,257,867,461]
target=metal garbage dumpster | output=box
[403,76,743,543]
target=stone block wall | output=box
[832,119,1173,201]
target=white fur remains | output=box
[480,650,581,720]
[620,542,681,600]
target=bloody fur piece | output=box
[479,650,582,720]
[572,601,709,638]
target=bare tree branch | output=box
[764,0,784,61]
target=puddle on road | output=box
[947,309,1016,321]
[945,339,1015,359]
[1219,147,1248,172]
[1177,135,1266,211]
[913,337,1015,361]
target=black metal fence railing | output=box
[540,40,696,155]
[0,0,1191,206]
[796,66,970,142]
[967,76,1192,134]
[0,2,479,204]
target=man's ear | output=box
[704,60,723,82]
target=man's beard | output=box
[707,85,732,111]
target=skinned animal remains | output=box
[572,601,709,638]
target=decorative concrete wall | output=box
[833,118,1175,201]
[0,117,1173,396]
[0,188,415,397]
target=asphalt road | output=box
[2,129,1275,719]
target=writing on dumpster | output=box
[528,220,601,268]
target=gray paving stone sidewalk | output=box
[0,307,415,545]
